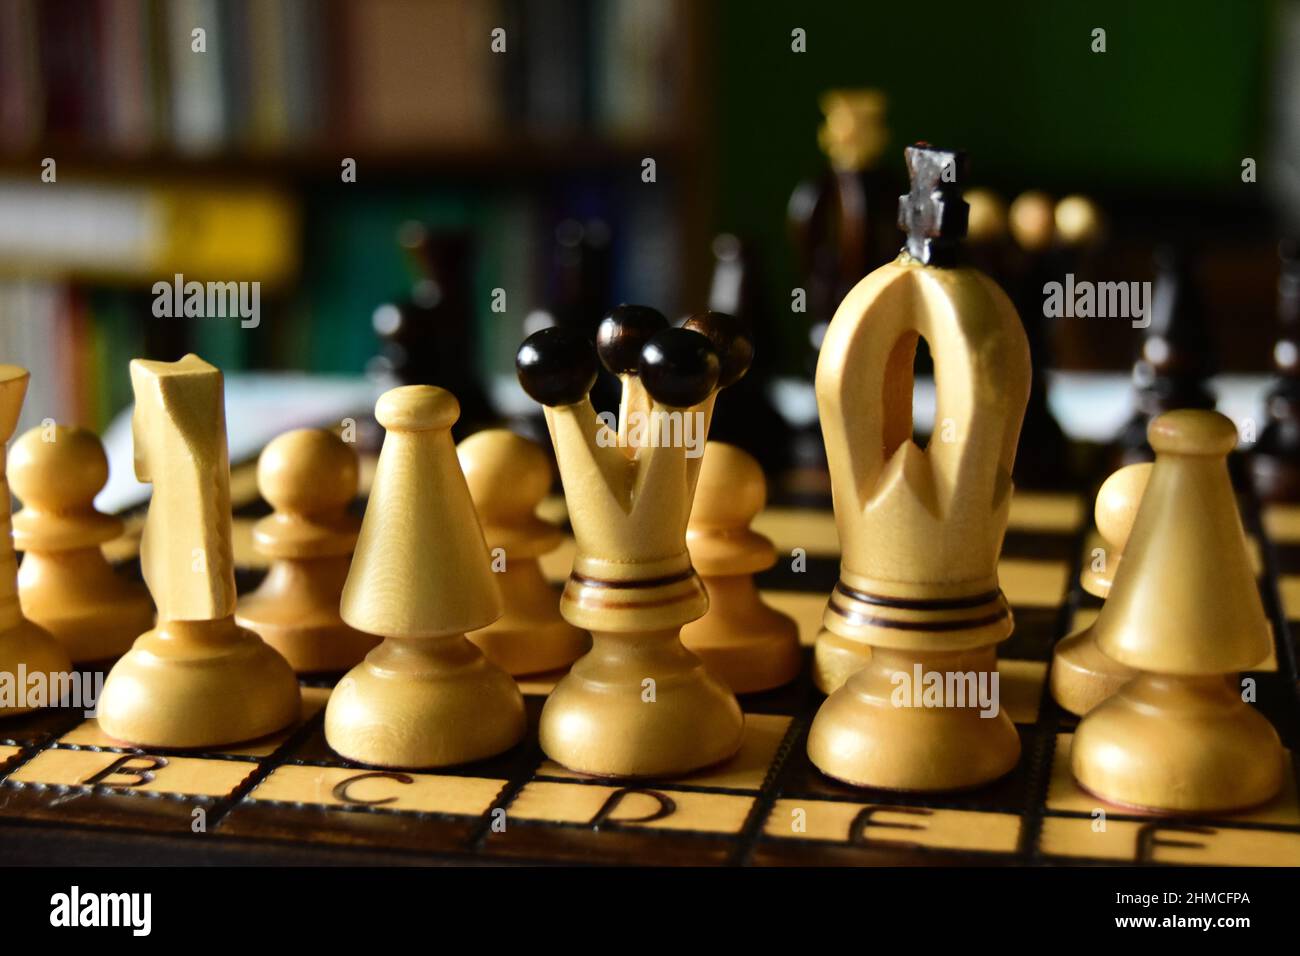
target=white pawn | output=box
[1050,463,1149,715]
[0,367,71,713]
[236,428,378,672]
[325,387,525,768]
[681,442,800,693]
[11,424,154,663]
[459,429,588,676]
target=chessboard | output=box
[2,453,1299,867]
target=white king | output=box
[807,144,1033,793]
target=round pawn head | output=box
[692,441,766,529]
[681,311,754,388]
[818,89,888,172]
[258,428,359,518]
[639,327,720,408]
[10,425,109,516]
[516,327,598,407]
[375,385,460,432]
[964,188,1008,243]
[1009,190,1055,252]
[1095,462,1152,551]
[457,428,560,548]
[1148,407,1237,456]
[1055,195,1104,247]
[596,304,669,375]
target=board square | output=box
[507,781,754,834]
[1263,504,1300,544]
[248,764,505,815]
[1007,492,1086,533]
[762,798,1021,855]
[754,507,838,557]
[1000,557,1071,608]
[7,748,255,799]
[765,590,828,646]
[1039,816,1300,866]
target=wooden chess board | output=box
[2,458,1299,866]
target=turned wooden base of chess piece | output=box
[811,627,871,694]
[681,578,800,694]
[1072,674,1285,814]
[0,618,72,716]
[808,647,1021,792]
[237,558,379,673]
[325,636,526,769]
[467,563,590,677]
[98,617,300,748]
[540,628,744,778]
[1050,626,1137,716]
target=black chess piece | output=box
[788,92,900,337]
[1115,244,1217,465]
[787,92,901,477]
[548,218,614,331]
[502,219,614,449]
[372,223,496,440]
[550,218,617,414]
[703,234,794,476]
[1251,238,1300,501]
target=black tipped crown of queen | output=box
[897,142,969,267]
[516,305,753,408]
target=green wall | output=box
[712,0,1274,364]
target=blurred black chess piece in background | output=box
[506,217,616,449]
[704,234,793,476]
[1115,243,1218,466]
[787,91,901,474]
[372,222,496,441]
[1251,238,1300,501]
[548,217,618,418]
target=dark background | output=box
[0,0,1291,431]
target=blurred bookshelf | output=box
[0,0,712,435]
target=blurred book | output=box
[340,0,499,147]
[167,0,226,153]
[0,178,298,285]
[0,0,43,153]
[0,0,696,411]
